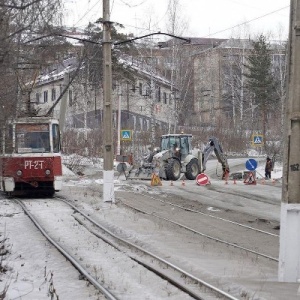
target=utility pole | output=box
[102,0,115,203]
[278,0,300,282]
[117,84,121,156]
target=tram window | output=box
[16,124,50,153]
[4,125,13,154]
[28,132,50,152]
[52,124,60,153]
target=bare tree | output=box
[0,0,64,121]
[164,0,193,132]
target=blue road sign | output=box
[245,159,258,171]
[121,130,132,141]
[252,134,263,146]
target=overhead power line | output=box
[204,5,290,38]
[110,5,290,38]
[66,2,289,39]
[73,0,101,26]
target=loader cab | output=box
[160,134,193,160]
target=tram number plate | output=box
[24,160,44,169]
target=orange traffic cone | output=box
[182,180,185,186]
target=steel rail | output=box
[15,199,118,300]
[120,200,279,262]
[137,192,279,237]
[60,198,239,300]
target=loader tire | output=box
[185,158,200,180]
[165,158,181,181]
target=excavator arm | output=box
[202,137,230,179]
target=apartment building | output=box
[31,56,176,133]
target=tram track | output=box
[14,197,241,300]
[116,190,279,263]
[135,192,279,237]
[15,199,118,300]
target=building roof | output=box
[35,57,80,86]
[120,55,172,88]
[162,37,228,49]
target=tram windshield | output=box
[16,124,50,153]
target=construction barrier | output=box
[243,172,256,185]
[151,173,162,186]
[196,173,210,186]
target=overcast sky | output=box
[63,0,290,40]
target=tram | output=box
[0,117,63,196]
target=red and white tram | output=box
[0,117,62,196]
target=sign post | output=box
[244,159,258,185]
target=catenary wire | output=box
[204,5,289,38]
[112,5,290,38]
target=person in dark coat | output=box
[265,156,273,179]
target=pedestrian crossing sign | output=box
[121,130,132,141]
[251,134,264,146]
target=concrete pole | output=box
[116,85,121,156]
[102,0,115,203]
[278,0,300,282]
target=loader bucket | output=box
[126,166,154,180]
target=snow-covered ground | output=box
[0,155,287,299]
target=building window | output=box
[36,93,40,103]
[131,84,136,93]
[139,82,143,95]
[51,88,56,101]
[156,87,161,102]
[69,90,73,107]
[163,92,167,104]
[43,90,48,103]
[145,86,150,96]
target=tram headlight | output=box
[16,170,22,176]
[45,169,51,175]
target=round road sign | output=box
[245,159,258,171]
[196,173,210,186]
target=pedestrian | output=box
[265,156,273,179]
